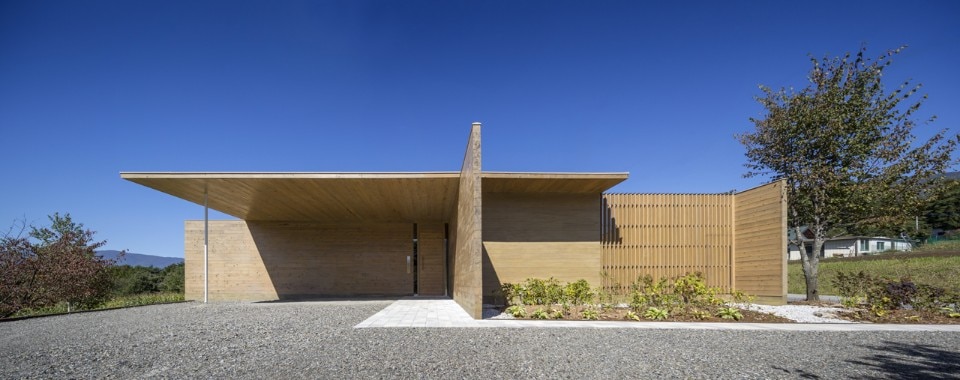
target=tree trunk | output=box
[801,239,823,301]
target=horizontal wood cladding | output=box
[185,221,415,301]
[601,194,734,294]
[734,181,787,303]
[483,193,600,242]
[418,223,446,296]
[185,221,277,301]
[483,242,601,295]
[453,123,483,319]
[250,222,413,297]
[482,192,603,296]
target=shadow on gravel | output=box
[770,365,822,379]
[845,341,960,379]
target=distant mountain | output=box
[97,250,184,268]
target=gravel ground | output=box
[737,303,852,323]
[3,301,960,379]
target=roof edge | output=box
[120,172,462,179]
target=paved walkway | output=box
[354,297,960,331]
[354,297,483,328]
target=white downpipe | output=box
[203,186,209,303]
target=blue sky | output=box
[2,1,958,258]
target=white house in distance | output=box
[788,228,913,260]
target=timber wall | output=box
[185,220,276,301]
[734,180,788,303]
[482,193,602,301]
[452,123,484,318]
[601,181,786,303]
[185,220,414,301]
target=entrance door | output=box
[416,223,447,296]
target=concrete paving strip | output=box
[354,297,960,332]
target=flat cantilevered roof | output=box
[121,171,627,222]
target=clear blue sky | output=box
[2,1,958,258]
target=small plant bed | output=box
[829,271,960,324]
[497,273,791,323]
[501,304,792,323]
[837,308,960,324]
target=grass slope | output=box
[788,251,960,295]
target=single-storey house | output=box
[788,232,913,260]
[124,123,787,318]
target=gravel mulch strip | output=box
[2,301,959,379]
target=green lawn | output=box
[8,292,185,319]
[788,252,960,295]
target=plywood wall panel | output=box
[482,193,603,298]
[453,123,484,318]
[418,223,446,296]
[734,180,788,304]
[184,220,414,301]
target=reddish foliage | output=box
[0,237,39,317]
[0,214,118,318]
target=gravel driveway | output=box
[2,301,959,379]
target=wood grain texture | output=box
[482,192,602,298]
[121,172,626,222]
[734,180,787,303]
[418,223,446,296]
[185,220,276,301]
[483,242,601,293]
[124,174,459,223]
[185,220,415,301]
[601,193,734,294]
[453,123,484,319]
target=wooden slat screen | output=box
[601,193,734,294]
[601,181,786,304]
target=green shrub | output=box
[625,310,641,321]
[564,279,594,305]
[833,270,958,312]
[673,273,709,304]
[101,292,183,308]
[831,271,875,298]
[690,309,710,320]
[159,263,185,293]
[717,307,743,320]
[531,308,549,320]
[505,305,526,318]
[522,278,564,305]
[643,307,669,320]
[581,308,599,320]
[500,283,523,306]
[549,308,564,319]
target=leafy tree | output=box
[0,232,39,317]
[0,213,118,317]
[30,213,117,310]
[737,46,959,300]
[108,263,184,296]
[924,179,960,232]
[159,262,185,293]
[109,265,161,296]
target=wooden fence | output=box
[601,181,786,303]
[601,193,734,293]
